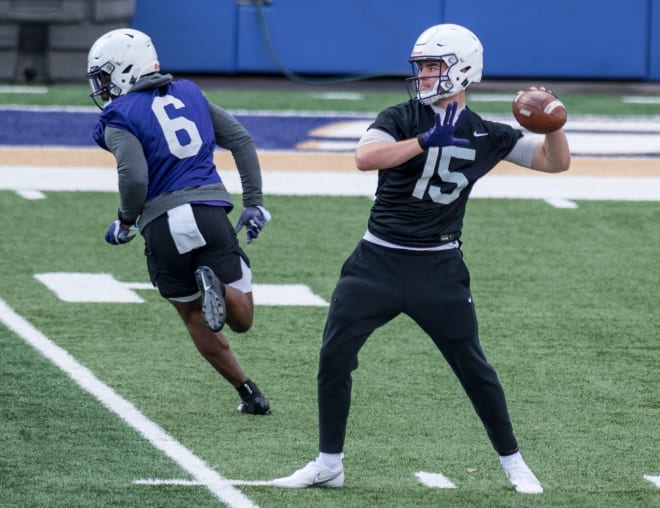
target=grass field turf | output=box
[1,188,659,507]
[3,81,660,116]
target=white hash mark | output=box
[415,471,457,489]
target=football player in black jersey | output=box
[273,24,570,493]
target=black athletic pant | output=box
[317,240,518,455]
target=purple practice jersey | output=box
[93,79,221,201]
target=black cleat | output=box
[237,379,271,415]
[194,266,226,332]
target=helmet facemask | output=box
[85,62,123,109]
[406,56,462,105]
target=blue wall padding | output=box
[132,0,659,81]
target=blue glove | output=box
[235,206,271,244]
[104,219,136,245]
[418,101,469,149]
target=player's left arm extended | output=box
[531,129,571,173]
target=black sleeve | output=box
[208,101,264,208]
[105,126,148,223]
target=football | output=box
[512,90,567,134]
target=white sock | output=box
[317,452,343,471]
[499,451,523,467]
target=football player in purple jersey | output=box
[273,24,570,492]
[87,28,271,415]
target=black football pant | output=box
[317,240,518,456]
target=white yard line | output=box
[1,166,659,201]
[643,474,660,488]
[415,471,457,489]
[0,85,49,94]
[0,297,258,508]
[134,478,274,487]
[34,273,329,306]
[544,198,579,208]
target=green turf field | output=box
[1,191,659,507]
[1,82,659,507]
[2,81,660,116]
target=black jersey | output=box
[366,101,523,247]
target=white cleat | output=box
[272,460,344,489]
[500,452,543,494]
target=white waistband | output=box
[362,230,458,252]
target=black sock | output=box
[237,379,257,401]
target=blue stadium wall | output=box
[132,0,660,81]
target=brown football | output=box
[512,90,567,134]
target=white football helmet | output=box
[86,28,159,105]
[407,24,483,105]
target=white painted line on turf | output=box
[35,272,329,306]
[310,92,363,101]
[471,175,660,202]
[544,198,578,208]
[0,166,118,191]
[0,297,259,508]
[2,166,660,201]
[134,478,274,487]
[253,284,328,306]
[415,471,457,489]
[16,189,45,200]
[623,96,660,104]
[0,104,98,112]
[228,480,274,486]
[0,85,49,94]
[35,273,146,303]
[124,282,158,290]
[643,474,660,488]
[135,478,203,486]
